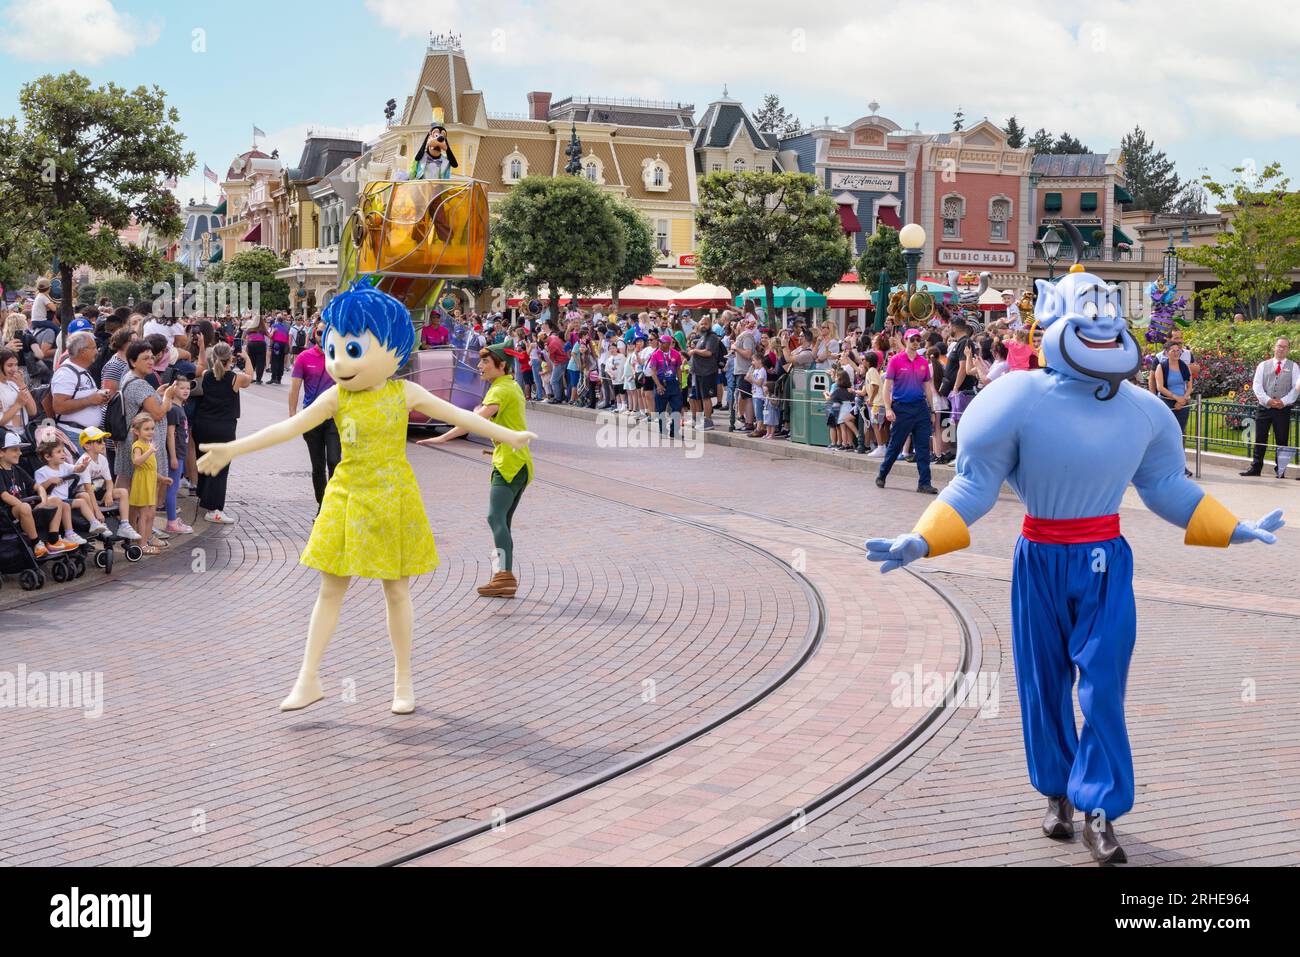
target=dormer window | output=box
[733,157,746,173]
[643,154,671,192]
[501,146,529,184]
[582,152,606,185]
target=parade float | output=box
[336,112,492,428]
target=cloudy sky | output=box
[2,0,1296,209]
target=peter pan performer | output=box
[197,283,536,715]
[866,263,1285,865]
[420,342,531,598]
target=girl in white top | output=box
[603,343,626,411]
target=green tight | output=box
[488,469,529,572]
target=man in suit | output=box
[1241,338,1298,477]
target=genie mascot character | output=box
[865,264,1285,864]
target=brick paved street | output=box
[2,391,1298,866]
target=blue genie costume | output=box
[866,260,1285,864]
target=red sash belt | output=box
[1021,514,1120,544]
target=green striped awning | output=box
[1080,191,1098,211]
[208,247,223,264]
[1113,225,1135,246]
[212,198,227,216]
[1114,184,1135,204]
[1043,192,1062,211]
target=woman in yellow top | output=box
[197,283,536,715]
[420,342,532,598]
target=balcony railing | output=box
[1028,245,1167,265]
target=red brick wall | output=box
[930,171,1022,269]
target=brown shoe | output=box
[477,570,518,598]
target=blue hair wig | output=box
[320,279,416,365]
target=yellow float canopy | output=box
[340,178,489,310]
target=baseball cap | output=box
[67,317,93,334]
[659,334,672,343]
[905,328,923,340]
[2,432,28,450]
[79,426,110,446]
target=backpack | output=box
[40,364,95,421]
[103,386,129,443]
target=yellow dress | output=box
[128,440,158,507]
[299,379,439,579]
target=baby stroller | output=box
[20,419,130,575]
[0,498,84,591]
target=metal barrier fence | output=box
[1188,398,1300,479]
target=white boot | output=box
[279,674,324,711]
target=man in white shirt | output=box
[1241,338,1298,477]
[49,332,108,446]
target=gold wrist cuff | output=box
[912,500,971,558]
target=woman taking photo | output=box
[118,341,179,548]
[0,348,37,439]
[191,342,252,524]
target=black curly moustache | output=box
[1057,326,1141,400]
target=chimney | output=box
[527,91,552,121]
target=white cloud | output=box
[364,0,1300,147]
[0,0,160,64]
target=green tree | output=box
[856,225,907,291]
[76,283,99,306]
[0,71,192,327]
[604,198,658,314]
[1028,128,1055,153]
[753,94,801,135]
[1178,163,1300,320]
[492,175,624,316]
[223,247,291,311]
[1119,125,1182,212]
[695,170,853,318]
[1052,132,1090,154]
[96,278,142,308]
[1003,116,1025,149]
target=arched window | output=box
[510,158,522,180]
[988,196,1012,241]
[941,194,966,239]
[653,166,664,187]
[586,161,598,182]
[733,157,746,173]
[642,154,671,192]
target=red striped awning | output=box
[836,203,861,234]
[877,205,902,230]
[242,223,262,243]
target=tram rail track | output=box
[379,433,977,867]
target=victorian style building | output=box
[358,34,701,287]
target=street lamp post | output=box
[897,223,927,327]
[295,261,307,319]
[898,222,925,298]
[1039,227,1063,282]
[1163,231,1179,289]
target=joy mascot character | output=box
[865,265,1284,864]
[197,282,536,715]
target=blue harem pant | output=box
[1011,535,1137,820]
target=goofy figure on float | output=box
[865,224,1285,865]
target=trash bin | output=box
[788,368,833,446]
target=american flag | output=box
[204,165,218,184]
[163,176,178,189]
[253,125,266,139]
